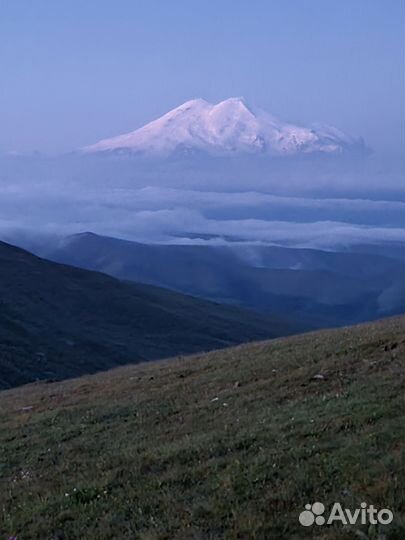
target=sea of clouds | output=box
[1,153,404,250]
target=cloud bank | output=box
[0,152,404,251]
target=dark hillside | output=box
[39,232,405,327]
[0,241,292,389]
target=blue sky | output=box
[1,0,404,154]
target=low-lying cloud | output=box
[0,153,404,251]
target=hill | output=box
[0,316,403,539]
[0,241,292,389]
[38,232,405,328]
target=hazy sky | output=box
[1,0,404,154]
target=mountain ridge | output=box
[0,240,293,389]
[36,231,405,329]
[81,97,366,157]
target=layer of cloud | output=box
[1,154,404,250]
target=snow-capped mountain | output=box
[82,97,365,157]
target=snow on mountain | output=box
[81,97,365,157]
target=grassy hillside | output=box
[0,241,292,389]
[0,316,403,539]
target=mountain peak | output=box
[179,97,210,108]
[212,96,256,117]
[218,96,248,106]
[81,98,366,157]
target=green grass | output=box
[0,317,404,539]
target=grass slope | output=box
[0,241,291,389]
[0,316,404,539]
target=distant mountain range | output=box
[0,241,292,389]
[81,97,367,157]
[36,232,405,329]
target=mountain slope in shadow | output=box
[0,241,293,389]
[40,232,405,328]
